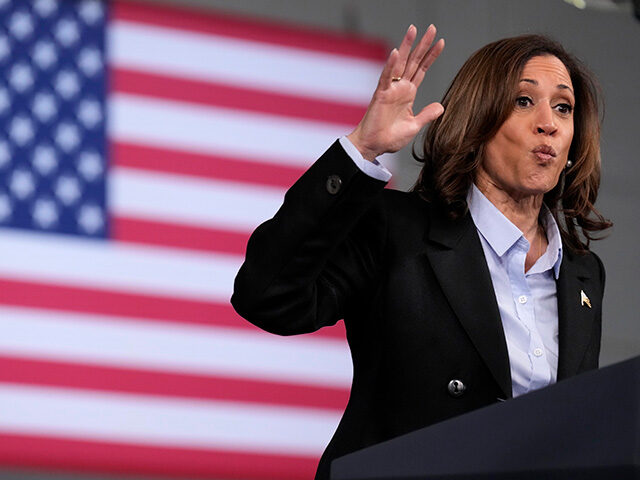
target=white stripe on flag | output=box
[0,383,339,455]
[0,229,240,302]
[109,93,348,167]
[111,167,284,232]
[0,306,351,387]
[109,20,381,104]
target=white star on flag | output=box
[33,0,58,18]
[79,0,104,24]
[32,40,58,69]
[55,122,81,152]
[55,69,81,99]
[9,10,34,40]
[77,99,103,129]
[55,17,80,47]
[32,197,59,228]
[9,63,34,92]
[9,168,35,199]
[32,144,59,175]
[9,115,35,146]
[77,150,103,181]
[32,92,58,122]
[55,174,82,205]
[77,203,104,233]
[78,47,103,77]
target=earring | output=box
[566,159,573,169]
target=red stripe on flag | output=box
[0,433,318,480]
[113,216,249,256]
[112,141,304,188]
[113,68,367,125]
[113,0,387,61]
[0,278,347,341]
[0,355,349,411]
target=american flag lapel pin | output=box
[580,290,592,308]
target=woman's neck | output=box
[474,176,548,272]
[474,177,543,238]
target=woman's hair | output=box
[412,34,611,253]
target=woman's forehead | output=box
[520,55,573,91]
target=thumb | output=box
[415,102,444,128]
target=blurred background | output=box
[0,0,637,479]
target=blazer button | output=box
[447,379,466,397]
[326,175,342,194]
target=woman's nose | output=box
[535,105,557,135]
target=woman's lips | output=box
[532,145,556,162]
[534,152,554,161]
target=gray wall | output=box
[3,1,638,479]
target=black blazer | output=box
[231,141,605,480]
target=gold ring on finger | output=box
[391,76,402,82]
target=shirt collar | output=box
[467,184,563,279]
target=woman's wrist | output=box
[346,130,380,162]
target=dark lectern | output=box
[332,356,640,480]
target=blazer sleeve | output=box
[231,140,389,335]
[590,251,606,368]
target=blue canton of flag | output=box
[0,0,107,237]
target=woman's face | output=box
[478,55,575,200]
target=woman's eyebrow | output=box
[519,78,574,95]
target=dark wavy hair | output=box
[412,34,611,253]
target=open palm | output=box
[348,25,445,161]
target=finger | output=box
[415,102,444,128]
[411,38,445,87]
[378,48,400,90]
[402,24,437,80]
[392,24,417,79]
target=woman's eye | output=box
[515,96,532,108]
[555,103,574,115]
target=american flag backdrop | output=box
[0,0,388,478]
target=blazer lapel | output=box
[423,209,512,399]
[556,250,595,380]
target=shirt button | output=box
[533,348,543,357]
[518,295,527,304]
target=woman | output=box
[232,26,611,480]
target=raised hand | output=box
[347,25,445,161]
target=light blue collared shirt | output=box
[340,136,563,398]
[467,184,563,397]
